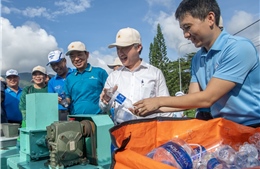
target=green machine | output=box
[5,93,114,169]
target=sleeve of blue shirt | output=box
[213,39,257,84]
[100,69,108,87]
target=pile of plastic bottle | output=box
[146,133,260,169]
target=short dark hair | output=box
[134,44,143,55]
[175,0,221,26]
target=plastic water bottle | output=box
[106,88,137,123]
[59,92,69,108]
[106,88,133,109]
[195,152,227,169]
[234,142,259,168]
[214,145,236,165]
[146,138,193,169]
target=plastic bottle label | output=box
[163,142,193,169]
[115,93,126,105]
[59,92,66,99]
[207,157,221,169]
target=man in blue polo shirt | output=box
[65,41,108,115]
[134,0,260,127]
[47,50,74,120]
[4,69,23,124]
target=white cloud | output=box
[1,5,11,14]
[150,11,197,60]
[88,50,117,74]
[147,10,259,60]
[227,11,254,34]
[22,7,46,17]
[1,0,92,20]
[53,0,91,15]
[146,0,172,8]
[1,17,116,75]
[227,11,260,51]
[1,17,58,73]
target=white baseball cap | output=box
[65,41,87,56]
[32,65,47,75]
[108,27,141,48]
[6,69,19,77]
[47,50,65,66]
[107,57,123,69]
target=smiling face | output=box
[179,12,218,51]
[116,44,142,71]
[69,51,89,72]
[32,71,46,86]
[6,75,19,89]
[50,58,67,78]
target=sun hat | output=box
[108,27,141,48]
[32,65,47,75]
[107,57,123,69]
[6,69,19,77]
[46,50,65,66]
[65,41,87,56]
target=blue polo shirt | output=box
[65,63,108,115]
[4,87,23,122]
[48,68,74,110]
[191,30,260,126]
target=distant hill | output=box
[18,73,34,88]
[1,72,54,88]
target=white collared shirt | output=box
[100,60,174,122]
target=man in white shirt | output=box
[99,27,173,124]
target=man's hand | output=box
[133,97,160,116]
[100,85,118,105]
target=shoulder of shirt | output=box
[5,87,12,93]
[91,66,107,72]
[22,85,33,92]
[141,60,162,72]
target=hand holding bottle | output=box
[101,85,118,104]
[58,92,69,108]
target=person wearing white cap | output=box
[107,57,123,71]
[47,50,74,120]
[64,41,108,115]
[99,27,174,124]
[134,0,260,127]
[19,65,48,127]
[3,69,23,124]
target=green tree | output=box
[149,24,172,93]
[149,23,197,117]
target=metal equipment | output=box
[3,93,114,169]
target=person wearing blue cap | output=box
[46,50,74,120]
[4,69,23,124]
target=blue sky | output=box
[1,0,259,75]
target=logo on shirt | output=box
[89,76,97,80]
